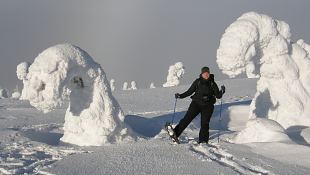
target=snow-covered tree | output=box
[163,62,185,87]
[130,81,137,90]
[19,44,137,146]
[123,82,128,90]
[110,79,116,92]
[0,88,8,99]
[150,82,156,89]
[217,12,310,142]
[16,61,30,99]
[11,85,21,99]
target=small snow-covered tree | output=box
[110,79,116,92]
[11,85,21,99]
[130,81,137,90]
[123,82,128,90]
[150,82,156,89]
[16,62,30,99]
[19,44,137,146]
[163,62,185,87]
[0,88,8,99]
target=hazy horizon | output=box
[1,0,310,92]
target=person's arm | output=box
[212,81,223,99]
[178,79,198,99]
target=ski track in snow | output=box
[0,124,92,175]
[187,141,272,175]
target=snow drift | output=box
[163,62,185,87]
[234,118,291,144]
[217,12,310,130]
[18,43,137,146]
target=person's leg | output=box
[199,104,214,143]
[174,101,200,138]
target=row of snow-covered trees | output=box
[1,61,185,99]
[109,62,185,91]
[110,80,155,91]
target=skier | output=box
[173,66,225,144]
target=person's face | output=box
[201,72,210,80]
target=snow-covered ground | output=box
[0,79,310,174]
[1,78,310,174]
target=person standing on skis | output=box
[174,66,225,144]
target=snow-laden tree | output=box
[110,79,116,92]
[130,81,137,90]
[19,44,137,146]
[11,85,21,99]
[0,88,8,99]
[16,62,30,99]
[123,82,128,90]
[163,62,185,87]
[217,12,310,142]
[150,82,156,89]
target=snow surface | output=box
[163,62,185,87]
[18,44,137,146]
[1,78,310,174]
[217,12,310,143]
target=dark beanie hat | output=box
[201,67,210,74]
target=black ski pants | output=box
[174,101,214,142]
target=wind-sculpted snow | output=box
[217,12,310,130]
[163,62,185,87]
[18,44,137,146]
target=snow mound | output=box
[234,118,291,144]
[217,12,310,128]
[163,62,185,87]
[19,43,137,146]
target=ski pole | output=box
[171,98,178,124]
[218,92,223,143]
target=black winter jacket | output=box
[179,74,222,105]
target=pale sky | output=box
[1,0,310,91]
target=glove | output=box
[175,93,181,99]
[209,74,215,82]
[221,85,226,94]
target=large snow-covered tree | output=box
[18,43,137,146]
[217,12,310,129]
